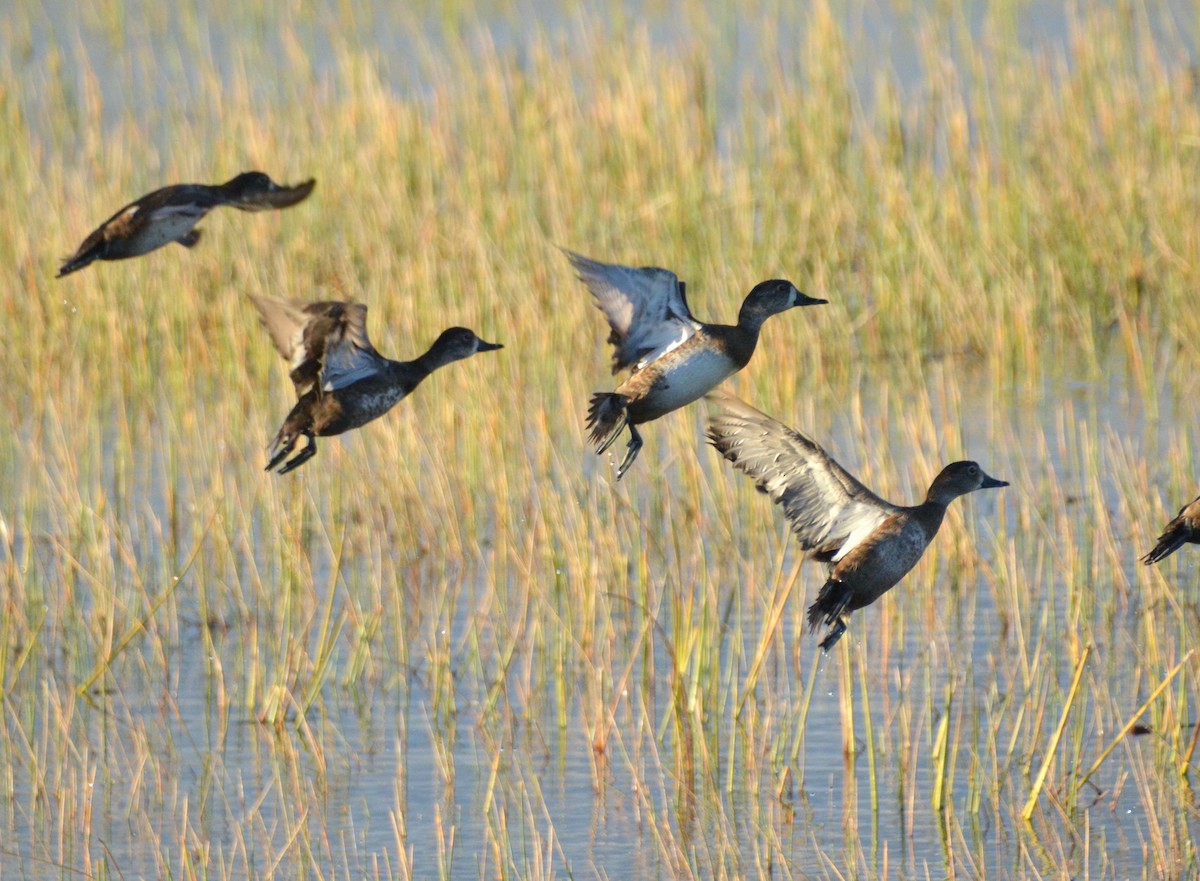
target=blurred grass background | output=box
[0,1,1198,878]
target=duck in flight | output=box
[706,393,1007,651]
[250,295,502,474]
[564,249,826,479]
[58,171,315,277]
[1142,494,1200,564]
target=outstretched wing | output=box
[317,302,388,390]
[231,178,317,212]
[250,296,386,395]
[705,392,899,562]
[563,249,702,373]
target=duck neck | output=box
[410,341,464,378]
[913,497,950,535]
[387,351,439,394]
[723,306,774,368]
[736,301,772,335]
[219,177,246,197]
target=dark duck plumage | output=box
[1142,494,1200,564]
[565,249,826,479]
[706,393,1008,651]
[251,295,502,474]
[58,171,315,277]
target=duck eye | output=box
[968,465,978,475]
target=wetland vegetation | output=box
[1,1,1199,878]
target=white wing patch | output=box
[706,394,902,562]
[831,508,890,561]
[634,323,695,371]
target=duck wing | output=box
[100,186,219,239]
[705,393,900,563]
[231,178,317,212]
[564,249,702,373]
[251,296,386,396]
[316,303,390,391]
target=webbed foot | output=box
[818,618,847,652]
[615,425,643,480]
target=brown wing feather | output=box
[705,392,897,560]
[251,296,385,396]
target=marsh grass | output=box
[2,1,1200,878]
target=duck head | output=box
[430,327,504,362]
[223,171,316,210]
[926,461,1008,506]
[224,171,274,193]
[738,279,827,329]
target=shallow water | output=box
[4,353,1197,879]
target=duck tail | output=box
[586,393,629,453]
[1142,529,1186,565]
[57,246,102,278]
[806,578,849,630]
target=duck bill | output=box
[793,291,828,307]
[477,340,504,352]
[980,473,1009,489]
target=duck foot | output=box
[818,618,847,652]
[267,433,317,474]
[615,426,643,480]
[595,413,628,455]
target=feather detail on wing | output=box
[705,392,898,562]
[251,296,386,396]
[318,303,387,391]
[563,249,702,373]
